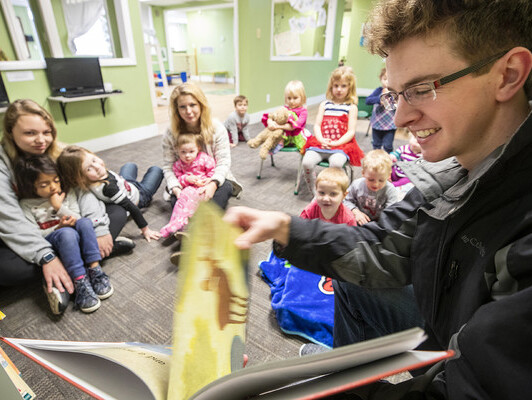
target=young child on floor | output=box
[258,167,356,348]
[260,80,309,151]
[224,95,250,148]
[15,155,112,313]
[57,145,163,242]
[300,167,356,226]
[302,66,364,195]
[390,131,422,192]
[366,68,396,153]
[159,134,216,238]
[344,149,399,225]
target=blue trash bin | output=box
[180,72,187,83]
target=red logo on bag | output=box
[318,276,334,295]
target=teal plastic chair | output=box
[256,146,300,180]
[357,96,373,136]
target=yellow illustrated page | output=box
[167,203,249,400]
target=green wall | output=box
[186,8,234,77]
[2,0,386,146]
[238,0,345,113]
[153,5,234,77]
[345,0,384,91]
[1,0,154,144]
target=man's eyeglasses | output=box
[380,50,509,111]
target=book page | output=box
[168,203,249,400]
[190,328,435,399]
[253,350,453,399]
[1,339,170,400]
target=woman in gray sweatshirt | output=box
[0,99,127,315]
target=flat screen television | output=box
[45,57,105,96]
[0,74,9,108]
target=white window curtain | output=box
[61,0,104,54]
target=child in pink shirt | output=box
[160,134,216,237]
[260,80,309,151]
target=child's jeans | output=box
[372,128,396,153]
[119,163,163,208]
[45,218,101,280]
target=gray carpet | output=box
[0,120,407,398]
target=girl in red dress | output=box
[302,66,364,195]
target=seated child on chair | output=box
[159,134,216,238]
[254,80,308,153]
[224,95,250,148]
[302,66,364,195]
[57,145,163,242]
[344,149,399,225]
[15,155,112,313]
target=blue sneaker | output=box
[87,265,114,300]
[74,276,101,313]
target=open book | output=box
[0,204,453,399]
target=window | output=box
[0,0,136,71]
[72,6,114,57]
[0,0,45,61]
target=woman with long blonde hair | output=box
[162,82,241,210]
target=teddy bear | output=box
[247,107,293,160]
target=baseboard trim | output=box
[75,124,159,152]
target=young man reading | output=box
[225,0,532,398]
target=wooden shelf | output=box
[48,92,123,124]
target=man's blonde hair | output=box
[326,66,358,105]
[316,167,350,192]
[364,0,532,98]
[284,80,307,105]
[362,149,392,177]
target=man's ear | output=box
[495,47,532,102]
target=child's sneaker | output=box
[163,187,172,202]
[42,279,69,315]
[74,276,101,313]
[87,265,114,299]
[299,343,330,357]
[170,251,182,266]
[173,229,190,242]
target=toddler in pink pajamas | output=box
[160,134,216,237]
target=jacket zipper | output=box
[431,219,450,327]
[443,260,460,291]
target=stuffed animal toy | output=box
[247,107,293,160]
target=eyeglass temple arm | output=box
[436,50,508,87]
